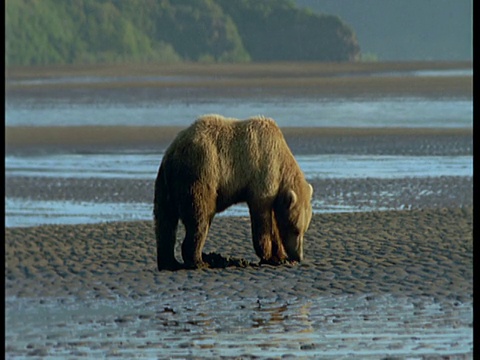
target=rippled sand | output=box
[5,207,473,358]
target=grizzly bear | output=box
[153,114,313,270]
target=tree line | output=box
[6,0,360,66]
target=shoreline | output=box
[6,125,473,228]
[6,61,473,78]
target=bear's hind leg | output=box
[155,215,181,271]
[154,162,182,271]
[154,198,181,271]
[181,216,211,269]
[180,184,216,269]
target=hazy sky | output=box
[296,0,472,60]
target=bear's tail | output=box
[153,159,180,270]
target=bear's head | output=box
[274,182,313,262]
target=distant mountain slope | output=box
[5,0,360,66]
[296,0,472,61]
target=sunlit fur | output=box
[154,114,313,270]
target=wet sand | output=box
[6,178,473,357]
[5,208,473,357]
[7,61,473,79]
[5,126,473,155]
[6,61,473,98]
[5,207,473,301]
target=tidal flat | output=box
[5,61,473,358]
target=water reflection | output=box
[5,295,472,358]
[252,301,314,339]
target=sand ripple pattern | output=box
[5,207,473,358]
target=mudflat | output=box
[5,61,473,357]
[6,61,472,99]
[5,125,473,155]
[5,207,472,302]
[5,207,473,358]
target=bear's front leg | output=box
[259,242,289,266]
[269,214,289,264]
[249,206,286,265]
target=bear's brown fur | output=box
[154,114,313,270]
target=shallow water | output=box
[5,152,473,179]
[5,294,473,358]
[5,96,472,128]
[5,153,472,227]
[4,198,395,228]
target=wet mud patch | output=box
[202,252,256,269]
[201,252,297,269]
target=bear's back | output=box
[168,114,288,159]
[168,114,289,158]
[162,114,301,203]
[191,114,284,145]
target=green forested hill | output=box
[5,0,360,66]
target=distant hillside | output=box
[296,0,472,61]
[5,0,360,66]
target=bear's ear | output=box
[284,189,298,208]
